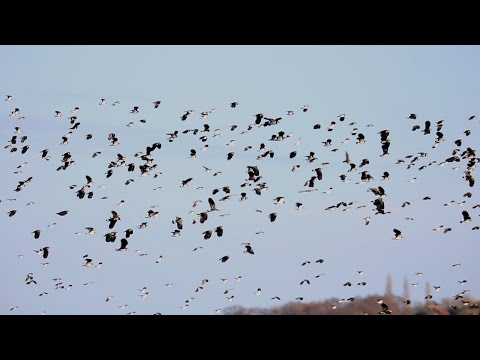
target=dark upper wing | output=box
[208,197,216,210]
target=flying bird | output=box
[460,210,472,223]
[268,213,277,222]
[243,243,254,255]
[181,178,193,187]
[35,247,50,259]
[108,211,121,229]
[116,238,128,252]
[393,229,403,240]
[208,197,219,211]
[203,230,213,240]
[214,226,224,237]
[172,217,183,230]
[273,196,285,205]
[25,273,37,285]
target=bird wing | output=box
[208,197,216,210]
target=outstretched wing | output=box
[208,197,216,211]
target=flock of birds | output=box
[1,95,479,315]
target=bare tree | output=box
[403,275,413,314]
[385,273,394,303]
[425,281,432,304]
[403,275,411,301]
[223,293,478,315]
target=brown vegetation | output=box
[224,294,479,315]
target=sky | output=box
[0,45,479,315]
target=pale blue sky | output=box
[1,45,479,314]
